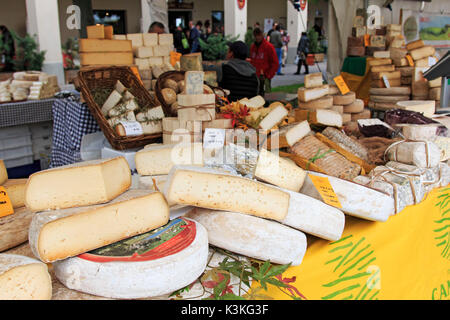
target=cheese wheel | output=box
[330,105,344,114]
[370,95,411,103]
[300,172,394,222]
[328,85,340,95]
[0,254,52,300]
[369,87,411,96]
[333,92,356,106]
[342,113,352,124]
[351,108,371,121]
[343,99,365,113]
[0,207,33,252]
[163,166,290,221]
[29,190,170,263]
[285,120,311,146]
[368,101,398,111]
[298,96,333,110]
[0,160,7,185]
[25,157,131,212]
[53,218,208,299]
[186,209,307,265]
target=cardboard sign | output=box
[333,75,350,95]
[308,174,342,209]
[0,187,14,218]
[203,128,226,149]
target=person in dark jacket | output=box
[269,25,284,76]
[294,32,309,75]
[219,41,259,102]
[189,21,201,53]
[173,25,184,53]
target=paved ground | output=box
[271,60,328,88]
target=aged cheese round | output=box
[186,209,307,265]
[342,113,352,124]
[343,99,364,113]
[369,87,411,96]
[333,91,356,106]
[351,108,371,121]
[164,79,179,93]
[298,96,333,110]
[53,218,208,299]
[0,207,33,252]
[161,88,177,105]
[370,95,411,103]
[0,254,52,300]
[328,85,340,95]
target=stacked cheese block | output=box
[347,16,367,57]
[79,25,133,67]
[101,80,165,136]
[0,72,60,102]
[0,80,11,102]
[115,33,176,91]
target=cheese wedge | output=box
[298,85,329,102]
[29,190,170,263]
[101,90,122,116]
[343,99,364,113]
[332,92,356,106]
[255,149,306,192]
[163,166,290,221]
[410,46,435,61]
[295,109,343,127]
[259,105,289,131]
[285,120,311,147]
[135,143,203,176]
[0,160,7,185]
[298,96,333,110]
[396,100,435,118]
[304,73,324,88]
[0,254,52,300]
[3,179,27,208]
[25,157,131,212]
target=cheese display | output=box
[135,143,203,176]
[254,149,306,192]
[163,166,290,221]
[0,254,52,300]
[300,172,394,222]
[186,209,307,265]
[0,207,33,252]
[53,218,208,299]
[384,140,441,168]
[25,157,131,212]
[321,127,369,161]
[0,160,7,185]
[29,190,169,263]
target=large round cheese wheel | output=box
[370,95,411,103]
[0,207,33,252]
[369,87,411,96]
[186,209,307,266]
[53,218,208,299]
[343,99,364,113]
[298,96,333,110]
[333,91,356,106]
[351,108,371,121]
[342,113,352,124]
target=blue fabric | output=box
[190,27,200,53]
[275,47,283,74]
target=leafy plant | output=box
[307,28,324,54]
[9,31,46,71]
[62,37,79,70]
[199,34,239,61]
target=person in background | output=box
[173,25,183,53]
[313,21,323,39]
[269,24,284,76]
[250,28,279,96]
[182,27,191,54]
[219,41,259,102]
[189,21,201,53]
[294,32,309,75]
[204,20,212,39]
[254,22,261,30]
[281,26,290,68]
[266,22,278,42]
[148,21,165,34]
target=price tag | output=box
[203,128,226,149]
[170,51,182,67]
[333,75,350,95]
[364,34,370,47]
[406,55,414,67]
[119,121,144,137]
[130,66,143,85]
[308,174,342,209]
[382,75,391,88]
[0,187,14,218]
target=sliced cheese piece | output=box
[53,217,207,299]
[343,99,364,113]
[367,58,392,67]
[255,149,306,192]
[0,160,7,185]
[186,209,307,265]
[429,87,441,101]
[153,45,171,57]
[332,92,356,106]
[406,39,424,51]
[300,171,394,222]
[295,109,343,127]
[304,73,323,88]
[135,143,203,176]
[410,46,435,61]
[3,179,27,208]
[396,100,435,118]
[158,33,174,45]
[0,254,52,300]
[298,85,329,102]
[115,80,127,94]
[101,90,122,116]
[133,46,154,58]
[259,105,288,131]
[285,120,311,147]
[428,77,442,88]
[371,71,401,80]
[0,207,33,252]
[371,64,395,73]
[136,106,165,122]
[298,96,333,110]
[29,190,170,263]
[86,25,104,39]
[177,93,215,106]
[163,166,290,221]
[25,157,131,212]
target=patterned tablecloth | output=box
[0,98,54,128]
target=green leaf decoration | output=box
[435,189,450,260]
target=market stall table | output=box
[0,98,54,128]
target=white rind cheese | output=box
[164,166,290,221]
[0,160,7,185]
[300,171,394,222]
[135,143,203,176]
[29,190,170,263]
[285,120,311,146]
[0,254,52,300]
[53,218,208,299]
[255,149,306,192]
[259,105,289,131]
[186,209,307,266]
[385,140,441,168]
[25,157,131,212]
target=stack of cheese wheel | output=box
[331,90,358,124]
[297,73,333,111]
[15,156,210,300]
[368,86,412,113]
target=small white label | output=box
[203,128,226,149]
[119,121,143,136]
[428,57,437,67]
[382,75,390,88]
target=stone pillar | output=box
[224,0,247,41]
[25,0,64,84]
[143,0,169,33]
[140,0,152,33]
[287,0,308,64]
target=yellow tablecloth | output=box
[261,187,450,300]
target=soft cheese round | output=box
[52,218,208,299]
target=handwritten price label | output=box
[130,66,143,85]
[406,55,414,67]
[0,187,14,218]
[364,34,370,47]
[333,75,350,96]
[308,174,342,208]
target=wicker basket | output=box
[74,66,162,150]
[155,70,186,117]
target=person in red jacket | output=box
[250,28,279,96]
